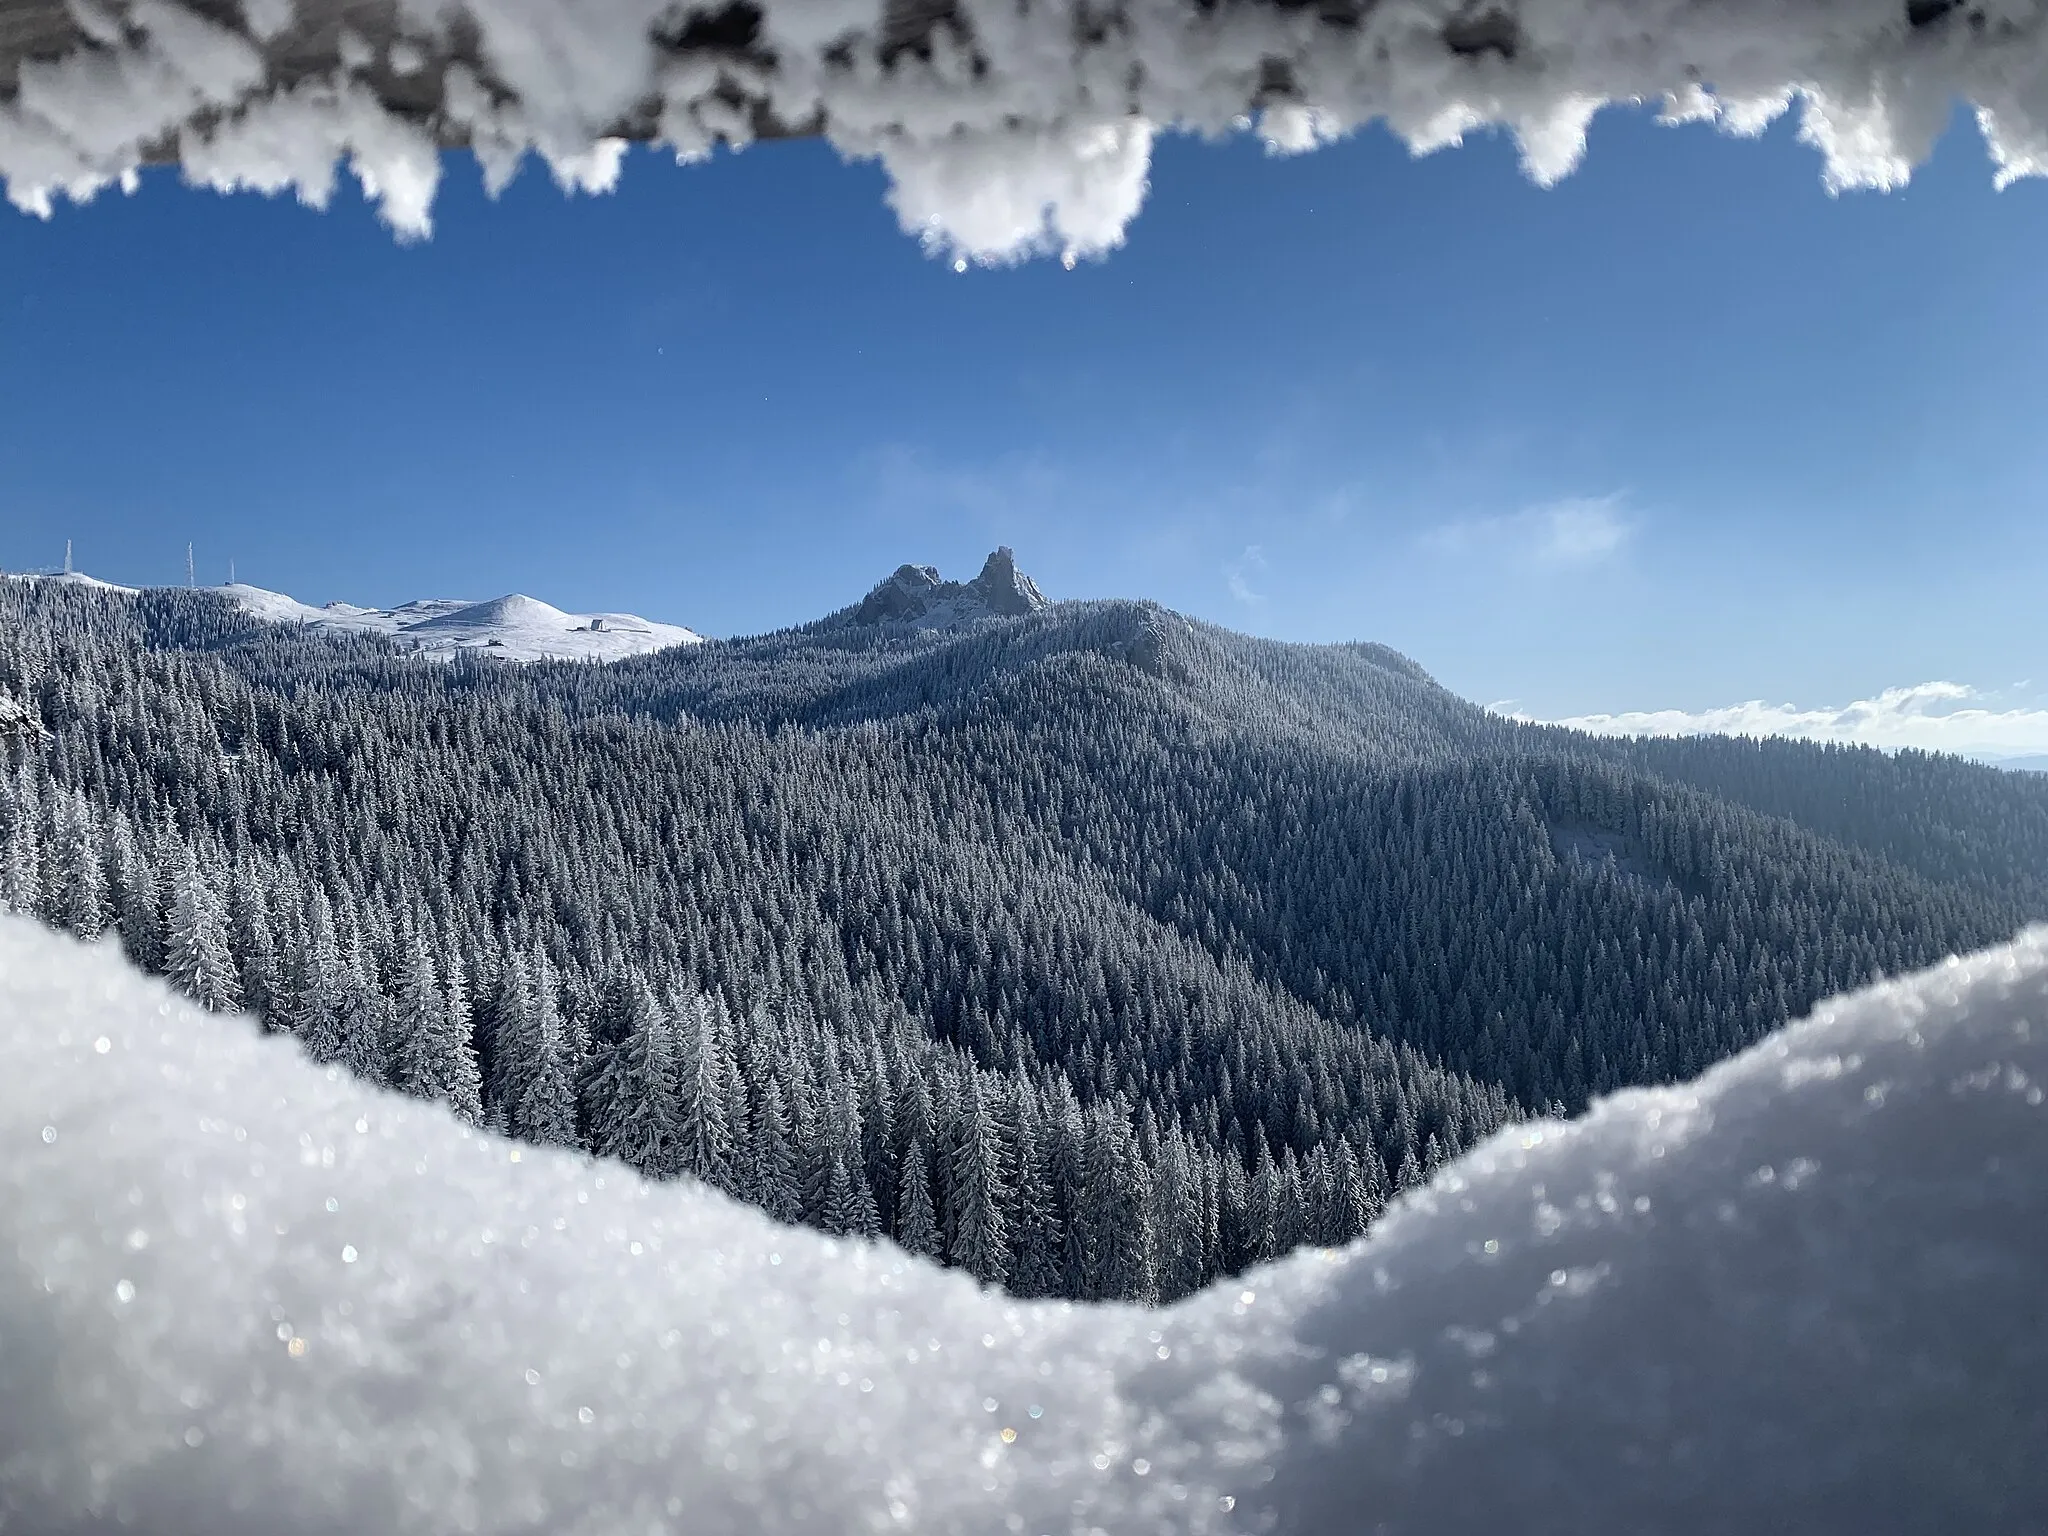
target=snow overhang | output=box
[4,0,2047,261]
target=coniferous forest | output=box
[4,569,2045,1304]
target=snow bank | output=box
[2,914,2045,1533]
[221,581,704,662]
[6,0,2048,261]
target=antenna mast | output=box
[187,543,195,587]
[64,539,71,575]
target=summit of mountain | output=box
[841,547,1052,630]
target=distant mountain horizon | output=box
[7,568,703,665]
[12,558,2043,770]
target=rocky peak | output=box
[968,547,1048,617]
[849,549,1050,629]
[852,564,946,624]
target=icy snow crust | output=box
[6,0,2048,262]
[2,918,2045,1533]
[219,581,705,662]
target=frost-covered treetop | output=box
[2,912,2043,1533]
[4,0,2048,262]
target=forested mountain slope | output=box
[4,559,2044,1304]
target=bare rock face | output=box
[853,565,947,624]
[848,550,1048,629]
[1098,602,1190,680]
[969,548,1048,618]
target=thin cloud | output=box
[1423,495,1634,567]
[1534,497,1632,563]
[1511,682,2048,759]
[857,444,1068,535]
[1225,544,1267,606]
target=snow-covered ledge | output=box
[2,913,2043,1533]
[4,1,2048,260]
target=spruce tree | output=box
[0,765,41,917]
[819,1153,861,1237]
[751,1077,803,1223]
[944,1074,1009,1285]
[483,950,535,1119]
[277,890,339,1043]
[1083,1106,1154,1303]
[229,867,279,1021]
[165,847,239,1012]
[577,974,677,1176]
[52,794,107,939]
[389,934,483,1124]
[671,990,736,1192]
[894,1135,942,1258]
[311,928,388,1085]
[513,987,580,1150]
[107,817,159,970]
[1005,1094,1061,1298]
[1150,1130,1206,1299]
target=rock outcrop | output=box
[849,549,1050,630]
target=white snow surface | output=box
[9,571,700,662]
[9,570,142,595]
[223,581,702,662]
[2,915,2045,1533]
[7,0,2048,261]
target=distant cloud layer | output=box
[1516,682,2048,761]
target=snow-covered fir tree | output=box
[578,975,679,1176]
[389,932,482,1124]
[165,846,239,1012]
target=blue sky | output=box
[2,106,2045,723]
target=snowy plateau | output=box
[2,917,2045,1533]
[12,571,703,663]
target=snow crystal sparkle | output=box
[2,915,2046,1530]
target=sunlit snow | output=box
[10,570,141,595]
[5,570,702,662]
[220,581,705,663]
[3,914,2043,1532]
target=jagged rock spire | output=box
[969,548,1049,618]
[850,550,1049,629]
